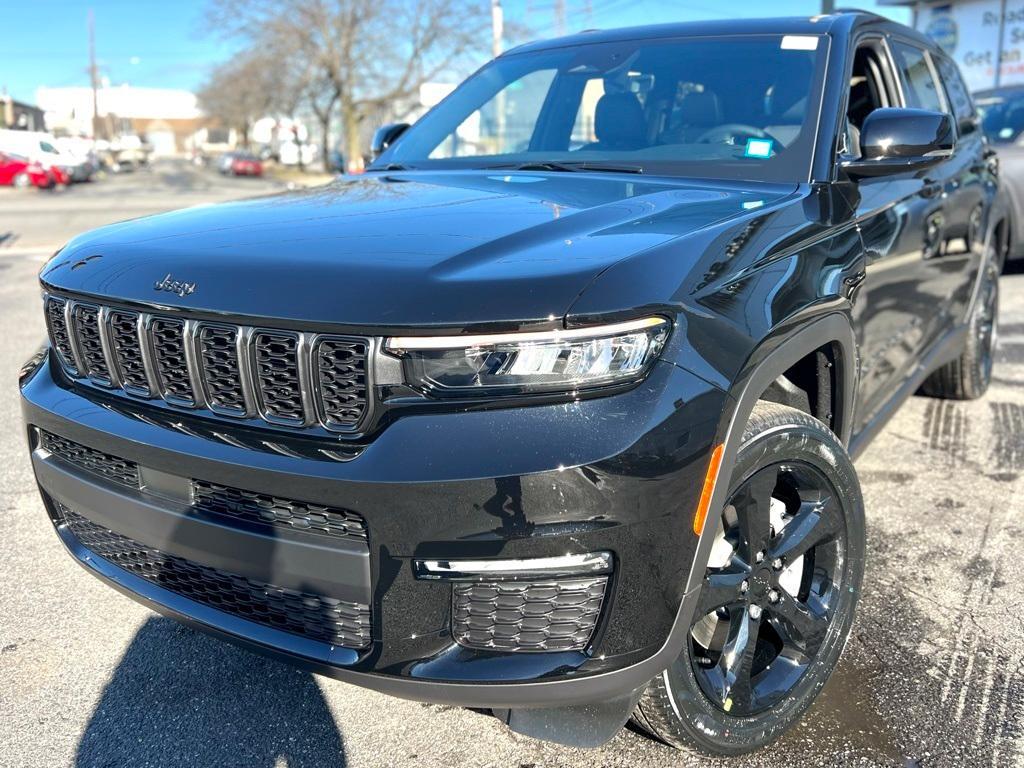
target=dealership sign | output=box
[917,0,1024,91]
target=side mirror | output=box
[370,123,410,161]
[842,108,955,179]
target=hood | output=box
[41,171,797,330]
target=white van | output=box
[0,130,84,178]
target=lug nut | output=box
[772,558,783,570]
[740,579,749,594]
[755,551,765,564]
[748,604,763,620]
[768,589,780,604]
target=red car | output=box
[229,153,263,176]
[0,152,57,189]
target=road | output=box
[0,160,1021,768]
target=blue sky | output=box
[0,0,910,104]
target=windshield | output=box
[376,34,828,182]
[976,88,1024,144]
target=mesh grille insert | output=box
[60,506,372,649]
[191,480,368,541]
[452,577,608,652]
[253,332,304,423]
[150,318,195,405]
[72,304,112,385]
[39,430,140,488]
[314,337,368,430]
[108,310,150,395]
[198,325,246,415]
[45,297,79,374]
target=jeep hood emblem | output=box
[154,273,197,298]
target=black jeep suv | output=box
[20,12,1002,757]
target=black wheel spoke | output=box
[718,611,760,712]
[770,497,841,565]
[734,467,777,561]
[768,593,829,658]
[695,567,749,617]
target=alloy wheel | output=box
[689,461,846,717]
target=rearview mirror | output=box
[370,123,410,161]
[842,108,954,179]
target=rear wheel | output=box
[632,403,865,756]
[920,258,998,400]
[12,172,30,189]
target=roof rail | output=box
[832,7,885,19]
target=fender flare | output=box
[680,310,858,598]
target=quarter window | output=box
[890,41,945,112]
[935,55,977,133]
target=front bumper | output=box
[21,351,725,708]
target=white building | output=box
[883,0,1024,91]
[35,85,203,155]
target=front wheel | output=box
[632,403,866,756]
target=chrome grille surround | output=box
[313,336,369,430]
[72,303,113,386]
[45,296,79,375]
[149,316,196,406]
[252,330,308,426]
[106,309,152,396]
[197,324,250,417]
[42,293,372,434]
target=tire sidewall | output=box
[966,259,999,398]
[661,415,866,755]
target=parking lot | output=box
[0,160,1021,767]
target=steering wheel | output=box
[696,124,780,147]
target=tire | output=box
[12,173,30,189]
[632,402,866,756]
[920,258,998,400]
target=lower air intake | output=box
[452,577,608,652]
[59,505,372,649]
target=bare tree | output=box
[198,50,281,148]
[207,0,489,172]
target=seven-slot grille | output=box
[43,294,370,432]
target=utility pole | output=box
[554,0,566,36]
[88,8,102,142]
[491,0,503,58]
[491,0,505,144]
[821,0,835,13]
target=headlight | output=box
[385,317,669,396]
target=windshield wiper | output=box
[487,161,644,174]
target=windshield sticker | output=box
[781,35,819,51]
[744,139,774,159]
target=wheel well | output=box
[758,343,840,433]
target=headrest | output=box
[594,92,646,150]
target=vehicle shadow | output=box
[75,616,347,768]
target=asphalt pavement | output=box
[0,160,1021,768]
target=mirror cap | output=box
[371,123,410,161]
[861,107,954,161]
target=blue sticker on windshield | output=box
[744,138,774,159]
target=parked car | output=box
[216,151,237,174]
[228,152,263,176]
[0,129,89,182]
[974,84,1024,268]
[21,11,1002,757]
[0,152,55,189]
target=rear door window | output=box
[890,41,946,113]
